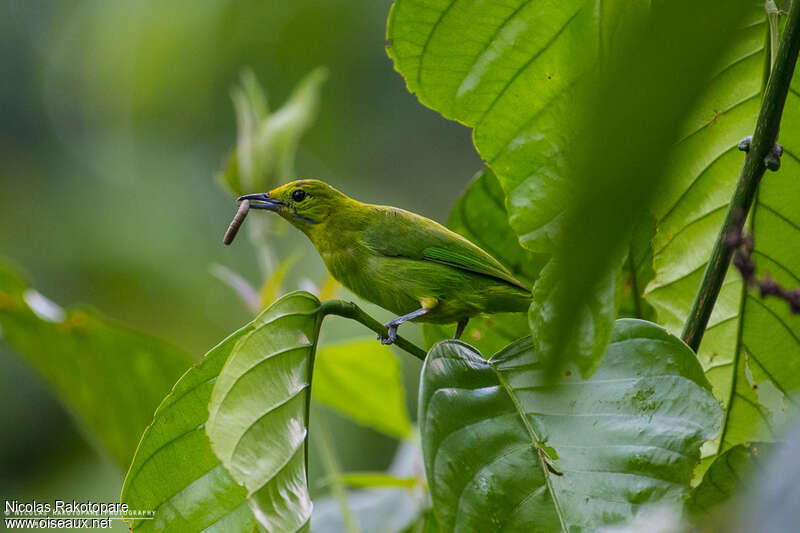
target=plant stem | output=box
[767,0,781,70]
[320,300,427,361]
[682,0,800,351]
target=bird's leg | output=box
[454,318,469,340]
[378,308,429,345]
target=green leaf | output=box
[419,319,722,532]
[539,0,750,380]
[644,6,800,459]
[121,327,254,532]
[389,0,750,381]
[687,443,771,519]
[207,291,322,533]
[423,169,546,356]
[387,0,592,253]
[0,260,192,468]
[122,291,321,532]
[313,339,412,439]
[528,257,617,378]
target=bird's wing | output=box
[359,206,531,292]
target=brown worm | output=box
[223,200,249,245]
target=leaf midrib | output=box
[488,360,568,533]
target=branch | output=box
[727,222,800,313]
[319,300,427,361]
[682,1,800,351]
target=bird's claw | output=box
[378,324,398,345]
[738,136,783,171]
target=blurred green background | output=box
[0,0,479,522]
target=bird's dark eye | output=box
[292,189,307,202]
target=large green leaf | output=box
[387,0,591,253]
[314,338,412,439]
[123,291,414,531]
[122,291,322,532]
[206,291,322,533]
[419,319,721,532]
[121,325,254,532]
[644,6,800,458]
[0,260,192,468]
[422,169,546,356]
[388,0,750,380]
[537,0,751,380]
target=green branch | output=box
[319,300,427,361]
[682,1,800,351]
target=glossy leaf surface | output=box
[419,319,721,532]
[207,291,322,533]
[121,323,256,531]
[123,292,322,532]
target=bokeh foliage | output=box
[3,0,800,531]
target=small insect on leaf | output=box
[223,199,249,245]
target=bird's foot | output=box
[378,324,398,345]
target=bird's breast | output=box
[319,249,418,314]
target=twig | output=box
[726,219,800,313]
[319,300,427,361]
[682,0,800,351]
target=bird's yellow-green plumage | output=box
[241,179,531,342]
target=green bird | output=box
[239,180,531,345]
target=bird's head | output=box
[238,179,349,231]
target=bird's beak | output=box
[238,193,283,211]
